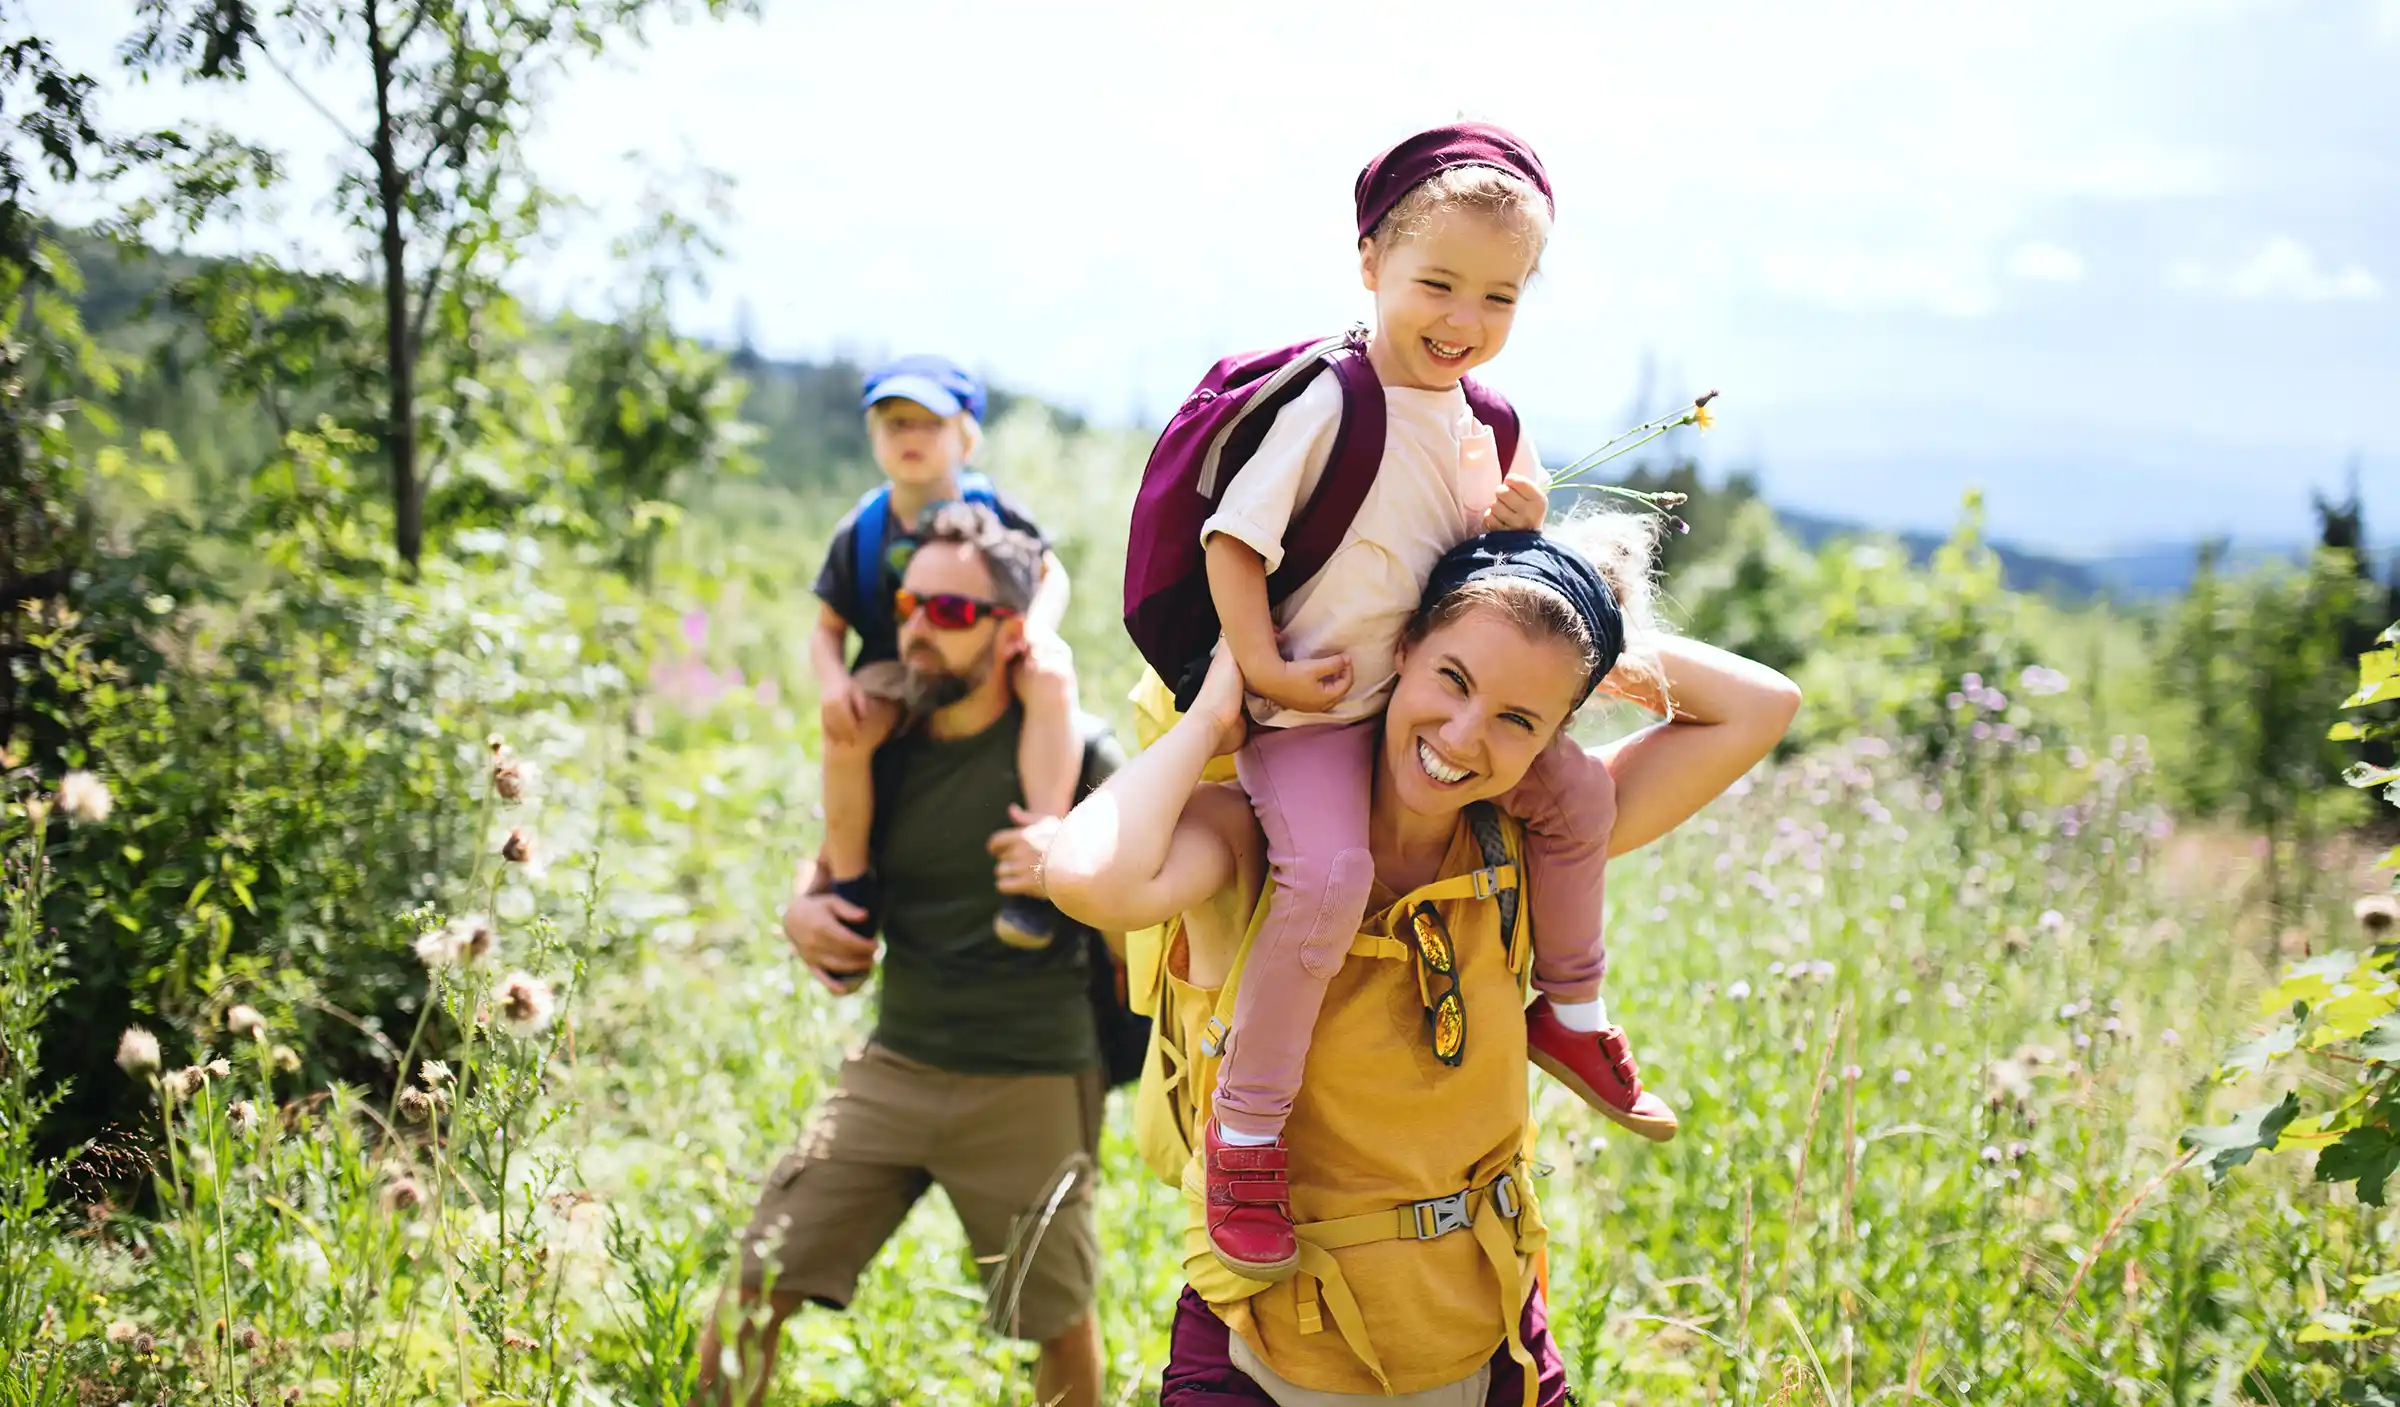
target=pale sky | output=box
[38,0,2400,554]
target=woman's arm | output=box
[1600,637,1802,857]
[1044,650,1249,933]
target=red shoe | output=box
[1203,1120,1300,1280]
[1526,998,1680,1142]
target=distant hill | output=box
[1774,507,2102,598]
[52,232,2342,598]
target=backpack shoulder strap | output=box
[1459,378,1522,477]
[1465,801,1526,968]
[958,469,1000,507]
[852,474,1002,639]
[850,482,896,639]
[1268,334,1385,603]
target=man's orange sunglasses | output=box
[894,588,1019,631]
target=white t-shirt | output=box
[1200,372,1544,728]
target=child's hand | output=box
[1252,651,1354,716]
[1010,629,1078,717]
[820,675,870,748]
[1484,470,1548,532]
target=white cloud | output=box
[2170,236,2384,302]
[2007,242,2088,283]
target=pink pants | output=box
[1214,720,1616,1138]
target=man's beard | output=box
[900,638,998,715]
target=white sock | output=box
[1551,998,1608,1033]
[1216,1123,1278,1147]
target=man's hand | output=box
[1484,470,1549,531]
[988,804,1062,896]
[782,890,879,994]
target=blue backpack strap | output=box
[958,470,1001,513]
[851,473,1006,639]
[850,482,897,638]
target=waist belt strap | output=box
[1282,1167,1539,1407]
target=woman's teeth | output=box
[1424,338,1469,362]
[1417,737,1469,784]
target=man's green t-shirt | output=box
[867,706,1124,1075]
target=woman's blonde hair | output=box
[1366,163,1554,273]
[1403,503,1667,717]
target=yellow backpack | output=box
[1124,661,1535,1189]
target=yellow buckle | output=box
[1470,866,1501,900]
[1201,1017,1230,1058]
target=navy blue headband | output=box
[1421,530,1625,706]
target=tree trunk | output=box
[366,0,421,571]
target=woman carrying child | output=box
[1162,122,1686,1279]
[1049,523,1800,1403]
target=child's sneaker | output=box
[1202,1120,1300,1280]
[1525,997,1679,1142]
[993,895,1063,951]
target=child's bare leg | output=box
[819,664,903,955]
[995,634,1081,950]
[1015,634,1082,818]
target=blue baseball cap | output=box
[861,354,987,422]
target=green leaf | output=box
[2183,1092,2304,1180]
[2350,762,2400,790]
[2359,1271,2400,1304]
[2265,951,2376,1014]
[2311,983,2400,1047]
[2380,846,2400,872]
[2318,1126,2400,1206]
[2221,1024,2301,1078]
[2298,1310,2393,1343]
[2334,720,2367,741]
[2361,1016,2400,1063]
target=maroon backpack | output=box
[1124,328,1521,708]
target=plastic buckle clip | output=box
[1491,1174,1521,1220]
[1410,1189,1474,1240]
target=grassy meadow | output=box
[8,406,2393,1407]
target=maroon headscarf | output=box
[1353,122,1555,241]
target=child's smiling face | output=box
[1358,207,1535,392]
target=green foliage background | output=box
[4,11,2397,1403]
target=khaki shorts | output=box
[739,1042,1104,1342]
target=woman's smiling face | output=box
[1381,602,1585,820]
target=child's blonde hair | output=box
[1366,164,1554,273]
